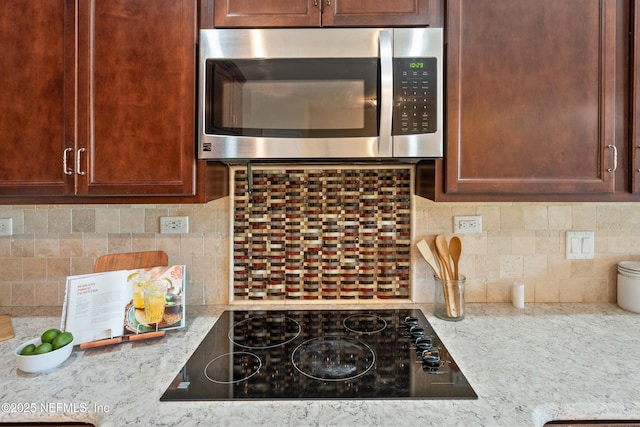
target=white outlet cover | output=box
[160,216,189,234]
[453,215,482,234]
[0,218,12,236]
[566,231,594,259]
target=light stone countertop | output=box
[0,303,639,427]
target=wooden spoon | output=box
[449,236,462,280]
[434,235,453,280]
[434,235,456,317]
[448,236,463,317]
[416,239,442,279]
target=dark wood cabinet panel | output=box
[0,0,227,203]
[0,0,74,196]
[323,0,436,27]
[633,0,640,194]
[444,0,619,196]
[213,0,438,28]
[214,0,321,27]
[77,0,197,196]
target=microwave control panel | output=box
[393,58,438,135]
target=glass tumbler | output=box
[143,279,168,324]
[434,275,465,321]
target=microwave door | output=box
[199,28,392,160]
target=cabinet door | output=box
[214,0,321,27]
[0,0,75,196]
[633,0,640,194]
[76,0,197,196]
[322,0,435,27]
[445,0,618,195]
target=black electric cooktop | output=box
[161,308,477,401]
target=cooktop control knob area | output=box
[409,326,425,343]
[421,349,441,368]
[404,316,443,373]
[404,316,420,329]
[415,337,433,352]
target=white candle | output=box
[512,282,525,309]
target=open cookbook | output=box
[61,265,185,345]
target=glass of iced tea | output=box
[143,279,168,324]
[129,271,151,309]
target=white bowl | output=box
[14,337,74,373]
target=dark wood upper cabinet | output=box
[77,0,197,197]
[214,0,321,27]
[323,0,438,27]
[212,0,440,28]
[0,0,227,203]
[0,0,74,196]
[442,0,622,198]
[633,0,640,194]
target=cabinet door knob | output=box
[63,148,74,175]
[312,0,318,6]
[607,144,617,172]
[76,148,86,176]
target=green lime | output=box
[52,332,73,350]
[41,328,61,344]
[20,344,36,355]
[34,342,53,354]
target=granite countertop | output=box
[0,303,639,427]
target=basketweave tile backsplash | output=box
[232,166,412,300]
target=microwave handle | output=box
[378,30,393,156]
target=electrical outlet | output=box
[0,218,13,236]
[160,216,189,234]
[453,215,482,234]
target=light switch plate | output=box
[566,231,594,259]
[0,218,12,236]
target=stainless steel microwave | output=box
[198,28,443,161]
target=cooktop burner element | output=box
[229,313,301,349]
[292,337,375,381]
[204,352,261,384]
[161,308,477,401]
[343,314,387,334]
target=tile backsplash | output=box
[232,167,412,300]
[1,169,640,306]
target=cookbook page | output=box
[61,270,132,344]
[123,265,186,335]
